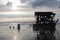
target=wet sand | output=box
[0,22,60,40]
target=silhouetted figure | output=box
[13,26,15,29]
[9,26,11,29]
[17,24,20,30]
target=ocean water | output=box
[0,22,36,40]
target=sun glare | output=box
[11,3,18,10]
[8,0,27,10]
[8,0,20,10]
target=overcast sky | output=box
[0,0,60,11]
[0,0,60,22]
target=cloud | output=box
[0,0,60,10]
[21,0,27,3]
[57,1,60,8]
[0,0,8,5]
[32,0,57,8]
[20,0,59,8]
